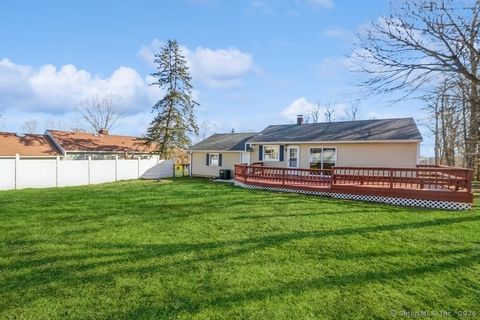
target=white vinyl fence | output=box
[0,155,174,190]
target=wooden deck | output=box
[234,164,473,204]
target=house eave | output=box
[247,139,423,144]
[0,155,62,158]
[188,149,243,153]
[64,150,152,154]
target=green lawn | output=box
[0,178,479,319]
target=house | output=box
[0,132,61,158]
[188,132,258,177]
[189,117,422,177]
[46,129,155,160]
[248,116,422,169]
[0,129,156,159]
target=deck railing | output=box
[237,165,332,187]
[234,164,473,199]
[333,166,472,192]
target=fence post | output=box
[14,153,19,190]
[115,155,118,182]
[160,157,165,180]
[88,155,92,185]
[56,155,60,187]
[137,156,140,179]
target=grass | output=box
[0,178,479,319]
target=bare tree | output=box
[324,103,335,122]
[195,120,211,143]
[309,103,322,123]
[352,0,480,173]
[76,94,123,133]
[345,100,360,120]
[22,120,41,134]
[70,127,87,133]
[352,0,480,94]
[43,119,65,131]
[425,80,463,166]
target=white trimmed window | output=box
[209,153,219,166]
[309,147,336,169]
[263,145,280,161]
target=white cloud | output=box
[281,97,317,119]
[323,28,354,42]
[316,57,348,77]
[282,98,354,122]
[137,39,164,69]
[249,0,275,15]
[304,0,333,9]
[187,47,253,88]
[138,39,254,89]
[248,0,333,15]
[0,58,160,115]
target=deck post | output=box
[331,167,335,186]
[389,169,394,189]
[282,168,285,186]
[467,169,472,193]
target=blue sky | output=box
[0,0,433,155]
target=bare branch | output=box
[76,93,123,133]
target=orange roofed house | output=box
[0,133,61,158]
[0,129,156,159]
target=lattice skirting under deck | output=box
[234,181,471,210]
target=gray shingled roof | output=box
[189,132,258,151]
[247,118,422,143]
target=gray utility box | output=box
[219,169,231,180]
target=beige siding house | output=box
[189,117,422,178]
[250,142,419,168]
[189,133,257,177]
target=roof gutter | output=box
[246,139,423,144]
[0,155,61,159]
[187,149,243,153]
[61,150,152,154]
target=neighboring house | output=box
[46,129,155,160]
[188,132,257,177]
[0,129,156,159]
[0,132,61,158]
[189,117,422,178]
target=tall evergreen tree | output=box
[147,39,198,158]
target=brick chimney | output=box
[98,128,109,135]
[297,115,304,125]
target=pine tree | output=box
[147,39,198,158]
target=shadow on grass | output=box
[2,215,479,315]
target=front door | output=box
[287,146,299,168]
